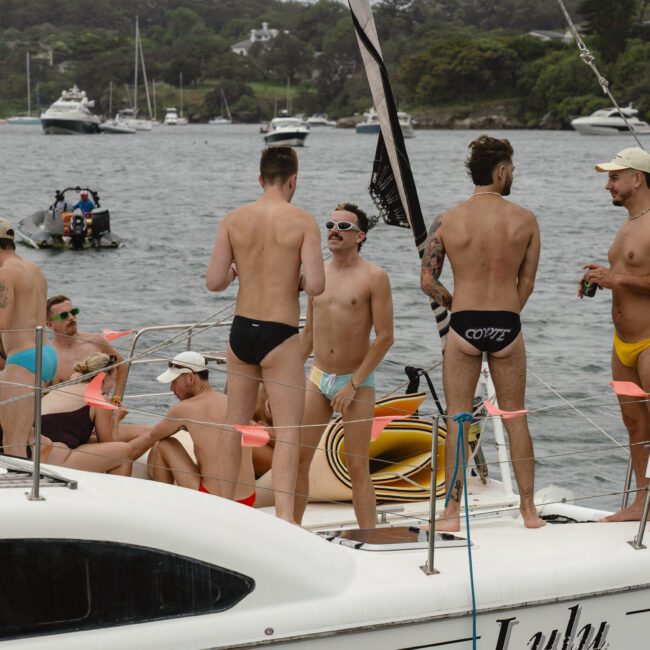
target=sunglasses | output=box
[325,220,361,232]
[107,355,117,366]
[168,362,194,372]
[50,307,80,322]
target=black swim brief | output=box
[229,315,299,365]
[449,311,521,353]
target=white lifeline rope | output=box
[556,0,645,149]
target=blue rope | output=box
[448,412,477,650]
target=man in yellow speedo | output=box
[580,147,650,522]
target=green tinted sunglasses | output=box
[50,307,80,322]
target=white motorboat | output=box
[112,108,152,132]
[571,105,650,135]
[263,116,310,147]
[164,107,179,125]
[356,107,381,134]
[398,111,416,138]
[40,85,100,135]
[99,120,136,135]
[307,113,336,127]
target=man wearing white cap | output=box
[581,147,650,522]
[73,190,95,213]
[147,351,256,506]
[0,218,56,458]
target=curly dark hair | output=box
[465,135,514,186]
[335,202,369,250]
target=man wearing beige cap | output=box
[147,351,256,505]
[0,218,55,458]
[581,147,650,522]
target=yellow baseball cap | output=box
[595,147,650,173]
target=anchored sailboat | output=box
[7,52,41,125]
[209,89,232,125]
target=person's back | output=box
[226,198,313,325]
[1,255,47,356]
[442,198,536,312]
[206,146,325,523]
[420,135,544,532]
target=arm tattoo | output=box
[0,281,7,309]
[420,214,452,308]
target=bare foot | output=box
[601,502,646,522]
[521,505,546,528]
[434,508,461,532]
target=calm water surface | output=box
[0,123,640,510]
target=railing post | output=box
[622,457,633,510]
[629,457,650,550]
[29,326,45,501]
[421,415,440,575]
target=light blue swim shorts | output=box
[309,364,375,401]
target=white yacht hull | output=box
[40,117,100,135]
[264,131,309,147]
[2,456,648,650]
[571,118,650,136]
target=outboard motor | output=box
[69,210,87,250]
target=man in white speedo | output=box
[294,203,394,528]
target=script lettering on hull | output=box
[494,605,609,650]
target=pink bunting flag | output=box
[483,400,528,420]
[371,415,404,441]
[102,328,136,341]
[235,424,271,448]
[609,381,650,398]
[84,372,118,410]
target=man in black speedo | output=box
[420,135,544,531]
[206,146,325,523]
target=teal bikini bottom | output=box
[6,345,58,384]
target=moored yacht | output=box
[113,108,152,131]
[571,105,650,135]
[263,116,309,147]
[40,85,101,135]
[355,107,381,134]
[163,107,178,125]
[398,111,416,138]
[307,113,336,127]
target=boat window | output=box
[0,539,255,640]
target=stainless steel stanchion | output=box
[421,415,440,575]
[629,458,650,550]
[622,457,633,510]
[29,326,45,501]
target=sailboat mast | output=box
[152,79,157,121]
[138,33,153,119]
[26,52,31,116]
[133,16,139,116]
[179,72,184,117]
[109,80,113,116]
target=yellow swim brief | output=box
[613,332,650,368]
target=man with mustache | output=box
[295,203,394,528]
[580,147,650,522]
[420,135,544,531]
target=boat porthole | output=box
[264,628,274,636]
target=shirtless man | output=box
[147,351,256,505]
[420,135,545,531]
[0,218,56,457]
[206,146,325,523]
[46,294,150,458]
[295,203,393,528]
[580,147,650,522]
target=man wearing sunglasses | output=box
[46,295,151,459]
[148,351,257,506]
[206,146,325,523]
[0,218,56,458]
[295,203,394,528]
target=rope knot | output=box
[453,411,473,425]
